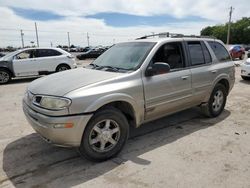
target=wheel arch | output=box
[0,67,14,77]
[217,78,230,95]
[203,75,231,103]
[85,94,143,128]
[55,63,71,71]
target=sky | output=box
[0,0,249,47]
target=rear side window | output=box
[207,41,231,62]
[36,49,62,58]
[188,42,205,66]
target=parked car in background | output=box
[229,45,245,60]
[76,48,106,60]
[23,35,235,161]
[241,58,250,80]
[0,52,5,58]
[0,47,77,84]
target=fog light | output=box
[53,123,74,128]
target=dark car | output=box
[229,45,245,60]
[77,49,106,60]
[0,52,5,57]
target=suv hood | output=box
[28,68,123,96]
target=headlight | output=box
[35,96,71,110]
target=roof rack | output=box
[136,32,216,40]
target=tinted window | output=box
[152,42,185,70]
[208,41,231,62]
[37,49,62,57]
[188,42,205,65]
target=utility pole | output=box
[35,22,39,47]
[67,32,71,48]
[226,6,233,45]
[20,30,24,48]
[87,32,90,47]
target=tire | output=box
[78,107,129,162]
[201,83,227,118]
[0,69,11,84]
[240,54,244,60]
[241,76,250,80]
[56,64,70,72]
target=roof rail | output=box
[136,32,216,40]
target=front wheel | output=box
[78,108,129,162]
[0,69,11,84]
[202,84,227,117]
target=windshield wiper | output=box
[89,63,100,68]
[99,65,119,72]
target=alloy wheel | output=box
[212,90,224,112]
[89,119,121,153]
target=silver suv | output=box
[23,34,235,161]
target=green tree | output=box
[200,17,250,44]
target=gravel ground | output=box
[0,59,250,188]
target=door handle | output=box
[181,76,189,80]
[211,70,217,74]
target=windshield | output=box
[91,42,155,71]
[1,50,21,60]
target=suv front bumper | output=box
[23,100,93,147]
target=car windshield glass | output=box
[1,50,21,60]
[92,42,155,71]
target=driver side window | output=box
[15,50,35,60]
[152,42,185,71]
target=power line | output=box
[0,28,138,37]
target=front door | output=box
[143,42,192,121]
[13,49,39,76]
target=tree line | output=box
[200,17,250,44]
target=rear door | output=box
[13,49,39,76]
[185,40,215,103]
[36,49,63,72]
[143,41,192,121]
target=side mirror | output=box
[145,62,170,77]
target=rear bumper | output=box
[23,100,93,147]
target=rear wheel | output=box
[78,108,129,162]
[202,84,227,117]
[56,64,70,72]
[0,69,11,84]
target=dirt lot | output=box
[0,60,250,188]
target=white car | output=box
[241,58,250,80]
[0,47,77,84]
